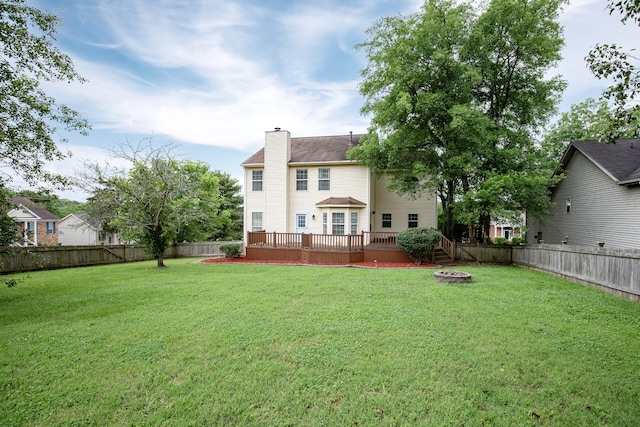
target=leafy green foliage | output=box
[0,0,89,188]
[494,237,508,245]
[541,98,640,167]
[0,187,18,248]
[511,236,525,245]
[396,227,441,264]
[81,141,242,267]
[585,1,640,143]
[350,0,566,242]
[219,243,242,258]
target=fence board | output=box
[1,241,241,274]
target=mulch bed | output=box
[200,256,437,269]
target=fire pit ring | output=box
[433,270,472,284]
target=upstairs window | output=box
[252,170,263,191]
[565,197,571,214]
[408,213,418,228]
[318,168,330,190]
[382,213,392,228]
[296,169,308,191]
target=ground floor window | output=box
[251,212,263,231]
[350,212,358,235]
[408,213,418,228]
[332,212,345,235]
[382,213,392,228]
[322,213,328,234]
[46,221,56,234]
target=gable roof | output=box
[242,133,363,166]
[562,138,640,185]
[10,197,60,220]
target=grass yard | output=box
[1,259,639,426]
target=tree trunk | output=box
[157,251,165,268]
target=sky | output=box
[23,0,639,201]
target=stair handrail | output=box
[439,234,455,259]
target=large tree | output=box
[82,142,239,267]
[0,0,89,188]
[349,0,566,241]
[585,1,640,143]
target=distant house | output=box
[7,197,60,246]
[58,213,123,246]
[241,129,437,239]
[527,138,640,249]
[489,213,525,242]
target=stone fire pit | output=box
[433,270,472,284]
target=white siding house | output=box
[528,138,640,249]
[242,129,437,239]
[58,214,124,246]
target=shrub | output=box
[396,228,442,265]
[494,237,508,245]
[511,236,525,245]
[219,243,242,258]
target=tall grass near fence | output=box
[1,260,639,426]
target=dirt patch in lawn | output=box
[200,256,437,269]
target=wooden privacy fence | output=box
[456,243,639,301]
[513,244,640,302]
[0,241,242,274]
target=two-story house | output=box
[527,138,640,249]
[242,129,437,241]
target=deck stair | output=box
[433,247,455,266]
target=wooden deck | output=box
[245,231,454,265]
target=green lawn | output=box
[1,260,638,426]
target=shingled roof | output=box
[562,138,640,185]
[11,197,60,220]
[242,133,363,165]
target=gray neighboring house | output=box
[527,138,640,249]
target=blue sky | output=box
[25,0,638,200]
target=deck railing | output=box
[247,231,365,251]
[247,230,455,256]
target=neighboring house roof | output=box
[561,138,640,185]
[10,197,60,220]
[59,213,99,230]
[316,197,367,207]
[242,133,363,165]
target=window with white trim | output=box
[350,212,358,235]
[565,197,571,213]
[332,212,345,235]
[382,213,392,228]
[252,170,263,191]
[408,213,418,228]
[296,169,308,190]
[322,212,328,234]
[318,168,330,190]
[251,212,263,231]
[46,221,56,234]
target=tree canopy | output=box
[0,0,89,188]
[585,0,640,142]
[81,141,242,267]
[349,0,567,241]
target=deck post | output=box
[273,231,277,248]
